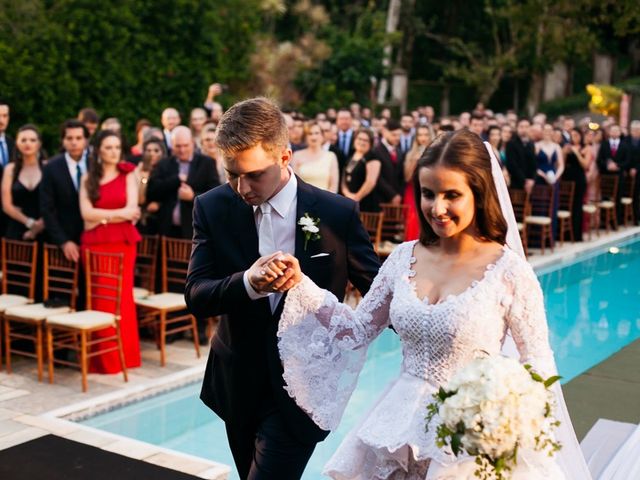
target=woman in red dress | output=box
[403,125,433,240]
[79,130,142,373]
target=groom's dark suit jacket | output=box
[185,178,380,444]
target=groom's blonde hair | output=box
[215,97,289,159]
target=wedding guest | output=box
[341,129,381,212]
[372,119,404,206]
[535,124,564,237]
[292,122,339,193]
[488,125,511,186]
[403,125,432,240]
[2,125,45,241]
[101,117,122,135]
[161,107,181,153]
[596,124,630,222]
[79,130,141,374]
[129,119,152,162]
[40,119,90,263]
[627,120,640,222]
[200,124,225,182]
[190,108,208,149]
[584,128,601,203]
[135,138,166,234]
[0,101,14,236]
[146,126,219,239]
[505,118,537,194]
[399,113,415,154]
[469,112,485,138]
[335,109,355,172]
[561,128,589,241]
[289,117,306,152]
[78,108,99,138]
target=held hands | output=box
[607,159,620,172]
[248,252,302,295]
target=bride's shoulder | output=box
[499,247,539,285]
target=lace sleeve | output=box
[505,256,556,377]
[277,244,406,431]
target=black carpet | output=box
[0,434,200,480]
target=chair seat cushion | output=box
[135,292,186,310]
[557,210,571,219]
[598,200,615,209]
[0,294,31,312]
[517,222,524,231]
[525,215,552,226]
[621,197,632,205]
[5,303,71,322]
[46,310,115,329]
[133,287,150,299]
[583,204,597,214]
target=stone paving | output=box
[1,225,639,477]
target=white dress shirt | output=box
[243,171,298,306]
[65,151,88,190]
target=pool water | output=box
[82,238,640,479]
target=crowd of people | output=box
[0,86,639,375]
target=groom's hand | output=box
[247,252,298,294]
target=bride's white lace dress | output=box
[278,240,570,479]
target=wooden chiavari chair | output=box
[134,234,159,299]
[598,174,619,233]
[134,237,200,366]
[557,181,575,246]
[508,189,530,257]
[620,174,635,226]
[525,184,554,254]
[378,203,408,258]
[4,245,77,381]
[359,211,384,255]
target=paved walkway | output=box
[0,339,227,479]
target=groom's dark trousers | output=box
[185,179,380,479]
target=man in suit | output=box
[160,107,181,153]
[597,123,634,223]
[399,113,415,154]
[146,126,219,239]
[40,119,90,263]
[596,124,630,175]
[185,97,380,479]
[372,118,404,206]
[334,108,355,171]
[627,120,640,223]
[505,118,537,194]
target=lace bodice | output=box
[278,241,556,432]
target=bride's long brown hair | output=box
[412,129,508,246]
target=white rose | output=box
[298,216,315,226]
[304,225,319,233]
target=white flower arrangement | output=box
[298,213,321,250]
[426,356,562,480]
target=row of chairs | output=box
[510,174,635,256]
[0,236,199,392]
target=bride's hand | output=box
[268,254,302,292]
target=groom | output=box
[185,97,380,479]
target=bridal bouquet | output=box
[426,356,562,480]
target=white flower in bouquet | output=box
[426,356,562,479]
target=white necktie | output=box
[259,202,276,257]
[258,202,280,311]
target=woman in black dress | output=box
[341,128,382,212]
[1,124,45,240]
[561,128,588,241]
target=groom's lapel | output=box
[295,178,319,274]
[231,193,259,265]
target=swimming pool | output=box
[81,237,640,479]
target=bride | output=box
[267,129,591,479]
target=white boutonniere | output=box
[298,213,321,251]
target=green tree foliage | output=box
[0,0,261,147]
